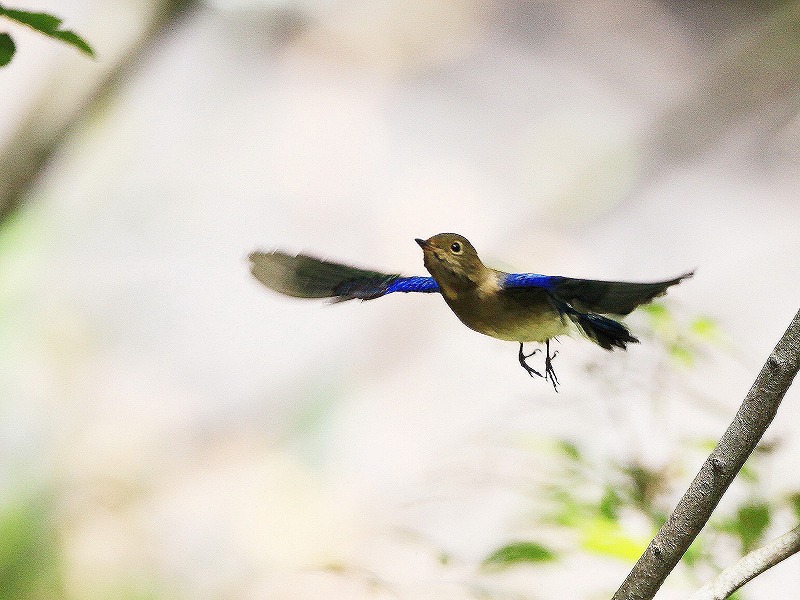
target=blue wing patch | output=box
[332,275,439,301]
[386,276,440,294]
[250,250,439,302]
[502,273,560,290]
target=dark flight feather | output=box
[548,272,693,315]
[248,251,439,302]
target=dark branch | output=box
[612,309,800,600]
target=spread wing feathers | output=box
[249,251,439,302]
[547,272,694,315]
[502,271,692,350]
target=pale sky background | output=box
[2,1,800,599]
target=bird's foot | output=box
[518,343,543,378]
[544,340,559,392]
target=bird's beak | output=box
[415,238,430,249]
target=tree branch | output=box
[687,523,800,600]
[612,309,800,600]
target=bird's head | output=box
[415,233,487,289]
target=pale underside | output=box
[436,271,578,343]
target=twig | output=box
[612,309,800,600]
[687,524,800,600]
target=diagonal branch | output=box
[687,523,800,600]
[0,0,198,226]
[612,309,800,600]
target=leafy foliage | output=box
[482,541,557,569]
[483,434,799,598]
[639,303,722,367]
[478,305,797,600]
[0,4,94,66]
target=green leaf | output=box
[715,502,771,553]
[789,492,800,520]
[669,342,694,367]
[555,439,582,462]
[0,497,62,600]
[690,316,719,340]
[580,517,648,561]
[736,503,771,552]
[0,7,62,31]
[681,538,704,567]
[738,462,759,483]
[483,541,557,569]
[640,302,672,331]
[0,32,14,66]
[640,302,669,319]
[541,486,583,527]
[598,486,623,521]
[0,7,94,57]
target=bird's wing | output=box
[249,251,439,302]
[502,271,693,315]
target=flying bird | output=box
[249,233,692,389]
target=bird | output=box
[249,233,692,390]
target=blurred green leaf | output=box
[621,463,666,508]
[716,502,771,553]
[789,493,800,520]
[669,343,694,367]
[690,316,719,340]
[555,439,582,462]
[640,303,673,335]
[753,440,779,455]
[580,517,647,561]
[737,503,771,552]
[649,509,669,527]
[0,497,62,600]
[640,302,669,319]
[0,6,94,57]
[681,538,704,567]
[0,32,14,65]
[738,462,758,483]
[541,486,582,527]
[598,486,623,521]
[483,541,557,569]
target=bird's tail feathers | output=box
[568,311,639,351]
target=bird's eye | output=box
[450,242,462,254]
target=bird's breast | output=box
[440,284,571,343]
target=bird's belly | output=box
[445,294,571,342]
[478,313,572,342]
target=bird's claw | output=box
[518,343,543,378]
[518,341,559,391]
[544,343,559,391]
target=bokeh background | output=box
[2,1,800,598]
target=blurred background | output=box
[2,1,800,598]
